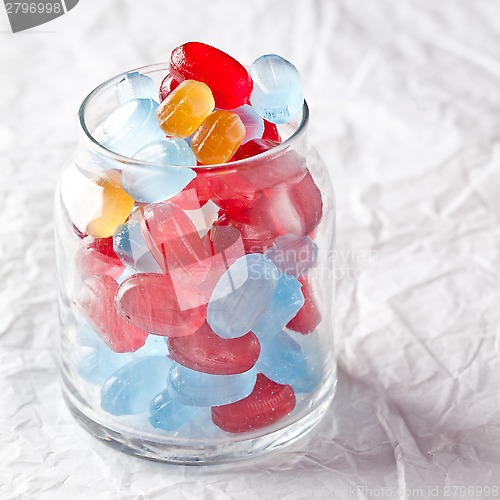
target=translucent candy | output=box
[191,110,245,165]
[265,234,318,277]
[157,80,215,138]
[231,138,279,162]
[252,273,304,340]
[76,236,125,280]
[121,140,196,203]
[75,274,148,353]
[168,321,260,375]
[287,277,322,334]
[250,54,304,124]
[207,254,279,339]
[167,363,257,407]
[113,218,163,273]
[170,42,253,109]
[115,273,207,337]
[159,73,180,102]
[85,170,135,238]
[230,105,264,144]
[116,72,157,105]
[168,173,212,210]
[256,332,313,393]
[211,374,296,433]
[101,356,172,416]
[149,389,201,431]
[262,120,282,143]
[99,98,164,157]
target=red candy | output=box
[230,138,280,162]
[168,321,260,375]
[75,275,148,353]
[115,273,207,337]
[287,277,322,334]
[76,237,125,280]
[262,120,282,143]
[212,374,296,433]
[210,173,259,212]
[168,173,212,210]
[159,73,180,102]
[170,42,253,109]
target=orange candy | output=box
[86,170,135,238]
[191,110,245,165]
[156,80,215,138]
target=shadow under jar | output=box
[54,63,337,464]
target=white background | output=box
[1,0,499,498]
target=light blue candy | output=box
[257,331,314,393]
[231,105,265,144]
[121,139,197,203]
[99,98,164,157]
[265,234,318,277]
[149,389,202,431]
[252,272,304,340]
[113,218,162,273]
[101,356,172,416]
[167,363,257,407]
[207,254,279,339]
[139,334,169,357]
[116,72,158,105]
[250,54,304,125]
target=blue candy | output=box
[250,55,304,125]
[101,356,172,416]
[265,234,318,277]
[133,138,196,166]
[116,72,158,105]
[149,389,202,431]
[113,218,162,273]
[207,254,279,339]
[230,104,265,144]
[252,272,304,340]
[167,363,257,407]
[98,98,164,157]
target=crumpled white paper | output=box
[1,0,500,498]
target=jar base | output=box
[61,372,336,465]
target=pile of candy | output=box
[67,42,324,434]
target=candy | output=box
[85,170,135,238]
[113,218,163,273]
[76,236,125,280]
[265,234,318,277]
[252,273,304,340]
[115,273,207,336]
[168,321,260,375]
[170,42,253,109]
[286,277,322,334]
[250,54,304,124]
[99,98,164,157]
[262,120,281,142]
[211,374,296,433]
[133,137,196,166]
[75,274,149,352]
[230,138,279,162]
[191,110,245,165]
[230,105,264,144]
[157,80,215,138]
[149,389,201,431]
[116,72,157,105]
[167,363,257,407]
[168,173,212,210]
[101,356,172,415]
[159,73,180,102]
[207,254,279,338]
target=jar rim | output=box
[78,62,309,170]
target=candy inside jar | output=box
[55,42,336,463]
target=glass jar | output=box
[54,63,337,464]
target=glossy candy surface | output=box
[75,274,149,352]
[191,110,245,165]
[116,72,157,105]
[149,390,201,431]
[250,54,304,124]
[265,234,318,277]
[286,277,322,334]
[98,98,164,157]
[211,374,296,433]
[230,138,279,162]
[76,236,125,280]
[159,73,180,102]
[85,170,135,238]
[170,42,253,109]
[167,363,257,407]
[168,173,212,210]
[230,105,264,144]
[168,321,260,375]
[157,80,215,138]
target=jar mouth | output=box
[78,62,309,170]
